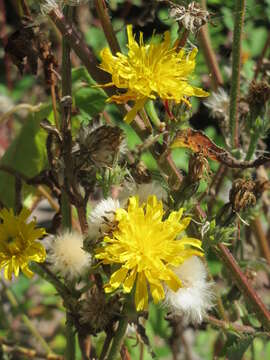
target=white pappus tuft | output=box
[165,256,214,324]
[88,198,120,238]
[48,231,91,281]
[204,87,230,121]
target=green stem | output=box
[245,132,258,161]
[66,312,76,360]
[1,280,52,354]
[229,0,246,148]
[145,100,162,129]
[106,316,128,360]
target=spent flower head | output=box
[0,208,46,280]
[98,25,208,123]
[95,195,203,311]
[165,256,214,324]
[204,87,229,121]
[169,1,210,34]
[48,231,91,281]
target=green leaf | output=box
[74,87,107,118]
[226,336,254,360]
[72,67,107,120]
[0,105,50,208]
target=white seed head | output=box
[88,198,120,238]
[48,231,91,280]
[165,256,214,324]
[204,87,230,121]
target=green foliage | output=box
[0,105,50,207]
[223,335,254,360]
[202,219,236,253]
[72,67,107,124]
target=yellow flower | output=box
[95,196,203,311]
[98,25,208,123]
[0,208,46,280]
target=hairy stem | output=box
[229,0,246,148]
[107,316,129,360]
[216,243,270,331]
[94,0,120,55]
[62,7,75,360]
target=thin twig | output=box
[205,315,258,334]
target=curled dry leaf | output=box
[171,128,270,169]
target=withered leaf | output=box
[171,128,270,169]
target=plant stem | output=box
[60,5,72,230]
[145,100,162,129]
[229,0,246,148]
[61,7,75,360]
[245,130,259,161]
[94,0,120,55]
[49,8,111,88]
[107,316,129,360]
[66,312,75,360]
[205,315,256,334]
[199,0,223,90]
[216,243,270,331]
[198,26,224,90]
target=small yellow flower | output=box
[95,196,203,311]
[98,25,208,123]
[0,208,46,280]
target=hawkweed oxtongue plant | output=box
[1,0,270,359]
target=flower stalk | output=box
[216,243,270,331]
[229,0,246,148]
[94,0,120,55]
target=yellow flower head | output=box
[0,208,46,280]
[99,25,208,123]
[95,196,203,311]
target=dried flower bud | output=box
[188,152,210,182]
[130,161,152,184]
[247,80,270,117]
[79,285,121,334]
[229,179,257,212]
[169,1,210,34]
